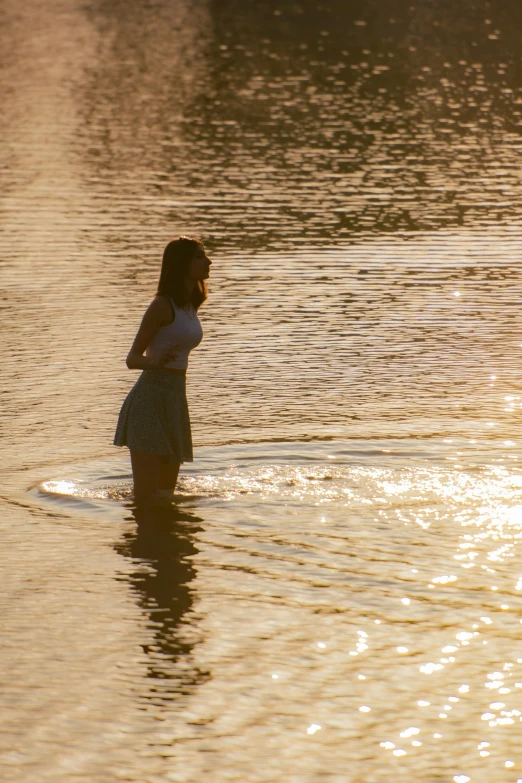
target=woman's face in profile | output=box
[187,246,211,280]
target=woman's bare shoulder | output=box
[144,295,173,326]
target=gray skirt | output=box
[113,371,193,463]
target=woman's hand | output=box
[157,344,180,368]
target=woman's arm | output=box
[126,296,177,370]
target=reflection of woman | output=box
[114,237,211,502]
[114,504,207,690]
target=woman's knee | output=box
[157,459,180,490]
[130,450,161,486]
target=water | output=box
[3,0,522,780]
[16,439,522,782]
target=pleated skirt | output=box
[113,371,193,463]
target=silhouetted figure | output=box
[113,236,212,503]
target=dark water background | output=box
[3,1,522,781]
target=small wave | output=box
[34,437,522,518]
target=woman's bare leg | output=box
[130,450,163,503]
[158,456,180,492]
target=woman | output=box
[114,236,211,503]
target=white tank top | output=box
[146,297,203,370]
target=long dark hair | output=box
[156,236,208,310]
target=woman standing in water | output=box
[114,236,211,503]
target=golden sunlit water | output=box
[3,1,522,781]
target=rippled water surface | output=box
[3,0,522,781]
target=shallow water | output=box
[11,438,522,782]
[3,0,522,781]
